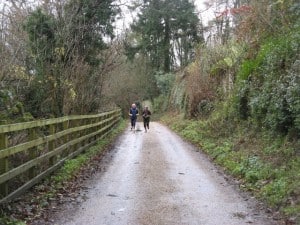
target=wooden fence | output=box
[0,109,121,204]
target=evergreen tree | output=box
[63,0,118,66]
[23,9,59,117]
[128,0,203,72]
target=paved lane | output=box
[54,122,277,225]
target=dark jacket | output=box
[142,109,151,119]
[130,108,139,119]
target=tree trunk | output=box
[163,16,171,73]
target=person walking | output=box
[142,106,151,132]
[129,103,139,131]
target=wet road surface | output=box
[54,122,277,225]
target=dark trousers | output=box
[143,117,150,129]
[131,118,137,128]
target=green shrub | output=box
[261,178,289,207]
[233,81,250,120]
[154,71,175,95]
[153,95,168,113]
[233,29,300,134]
[0,217,25,225]
[237,60,257,81]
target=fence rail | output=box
[0,109,121,203]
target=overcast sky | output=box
[0,0,214,37]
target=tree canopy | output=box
[127,0,203,72]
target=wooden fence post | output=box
[72,119,79,153]
[49,124,56,166]
[0,121,8,197]
[96,115,101,139]
[29,127,38,178]
[63,120,69,156]
[83,118,88,147]
[95,117,99,141]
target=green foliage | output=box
[0,89,13,109]
[153,95,168,113]
[271,0,300,30]
[169,80,186,112]
[23,8,56,67]
[209,42,245,77]
[0,217,25,225]
[23,9,62,117]
[284,205,300,218]
[0,89,33,122]
[241,156,271,184]
[64,0,118,65]
[232,81,250,120]
[261,178,289,207]
[167,41,245,119]
[181,129,200,143]
[53,156,87,183]
[23,80,51,118]
[237,60,256,81]
[129,0,202,72]
[232,29,300,134]
[154,71,175,95]
[20,1,119,117]
[180,121,203,144]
